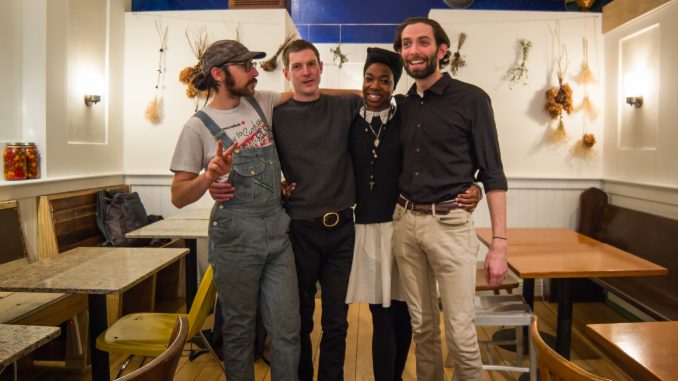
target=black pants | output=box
[290,219,354,381]
[369,301,412,381]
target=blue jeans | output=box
[209,203,300,381]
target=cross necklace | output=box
[363,107,393,190]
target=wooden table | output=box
[476,228,667,359]
[126,218,209,310]
[586,321,678,381]
[0,246,188,381]
[0,324,60,370]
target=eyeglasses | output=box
[223,61,257,72]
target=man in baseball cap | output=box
[171,39,300,381]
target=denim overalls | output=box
[195,97,300,381]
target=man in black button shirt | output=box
[392,17,509,381]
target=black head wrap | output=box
[363,47,403,88]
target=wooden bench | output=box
[578,187,678,321]
[37,185,185,324]
[0,200,88,370]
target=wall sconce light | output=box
[625,96,643,108]
[84,94,101,106]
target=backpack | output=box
[96,189,156,247]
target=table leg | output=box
[185,238,198,310]
[556,278,573,359]
[88,294,110,381]
[522,278,535,338]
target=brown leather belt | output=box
[397,196,459,215]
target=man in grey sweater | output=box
[272,39,362,381]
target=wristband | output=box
[492,236,507,240]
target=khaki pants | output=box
[392,204,482,381]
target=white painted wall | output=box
[0,0,24,143]
[1,0,126,184]
[603,2,678,190]
[430,10,605,180]
[45,0,125,178]
[122,10,297,175]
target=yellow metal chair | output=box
[115,316,189,381]
[97,266,216,375]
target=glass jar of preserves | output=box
[21,143,41,179]
[3,143,27,180]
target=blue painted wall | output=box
[131,0,611,42]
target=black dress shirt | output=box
[398,73,507,203]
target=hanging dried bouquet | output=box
[544,47,573,134]
[145,20,168,124]
[330,44,348,69]
[505,39,532,88]
[450,32,467,76]
[260,33,296,72]
[179,29,209,110]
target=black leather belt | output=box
[311,208,354,228]
[397,195,459,215]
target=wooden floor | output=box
[3,298,635,381]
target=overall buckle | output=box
[322,212,340,228]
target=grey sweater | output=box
[273,94,362,219]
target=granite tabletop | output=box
[126,218,209,239]
[0,247,188,294]
[0,324,60,368]
[167,208,211,220]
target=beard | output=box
[404,53,438,79]
[225,77,257,97]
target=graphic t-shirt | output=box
[170,91,280,175]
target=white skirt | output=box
[345,222,404,307]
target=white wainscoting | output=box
[127,175,603,297]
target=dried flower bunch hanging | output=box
[145,97,162,124]
[575,38,596,84]
[145,20,168,124]
[179,28,209,109]
[545,44,573,133]
[506,39,532,88]
[260,33,297,72]
[582,133,596,148]
[330,44,348,69]
[450,32,467,76]
[573,38,598,121]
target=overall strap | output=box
[243,96,271,131]
[194,110,234,147]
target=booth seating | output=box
[578,187,678,321]
[37,185,185,324]
[0,200,88,370]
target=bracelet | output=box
[492,236,508,240]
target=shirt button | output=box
[415,172,419,176]
[269,160,273,165]
[416,148,420,152]
[219,204,224,209]
[235,149,240,154]
[250,170,256,175]
[417,124,421,128]
[212,221,218,226]
[420,101,424,105]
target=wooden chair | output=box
[97,266,217,376]
[531,316,611,381]
[115,316,189,381]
